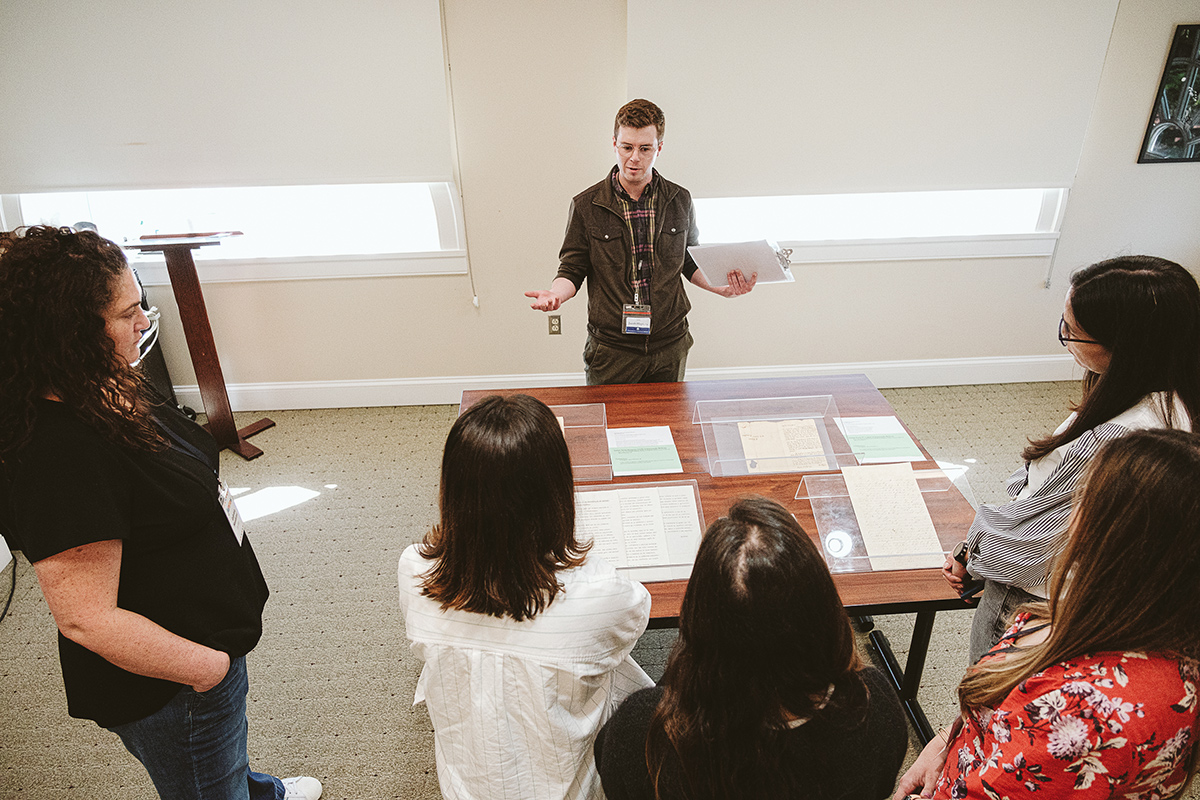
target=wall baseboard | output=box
[172,354,1079,412]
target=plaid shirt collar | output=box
[609,165,659,205]
[610,166,658,304]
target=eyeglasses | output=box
[1058,316,1099,347]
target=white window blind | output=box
[626,0,1119,198]
[0,0,453,193]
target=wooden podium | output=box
[126,233,274,460]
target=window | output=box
[11,182,467,283]
[693,188,1066,263]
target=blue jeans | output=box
[968,580,1041,664]
[108,656,284,800]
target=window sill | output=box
[776,233,1058,264]
[132,249,469,285]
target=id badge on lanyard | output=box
[623,304,651,335]
[217,479,247,546]
[625,260,651,334]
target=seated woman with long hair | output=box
[946,256,1200,663]
[594,496,907,800]
[398,394,654,800]
[898,428,1200,799]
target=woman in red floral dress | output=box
[896,429,1200,799]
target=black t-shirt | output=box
[0,399,269,727]
[594,666,908,800]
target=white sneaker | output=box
[282,776,323,800]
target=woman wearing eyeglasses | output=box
[944,255,1200,663]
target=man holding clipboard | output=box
[526,99,756,385]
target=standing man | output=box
[526,99,756,386]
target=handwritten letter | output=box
[840,463,943,570]
[737,419,828,473]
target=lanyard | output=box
[154,415,214,474]
[153,414,246,545]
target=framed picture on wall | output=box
[1138,24,1200,163]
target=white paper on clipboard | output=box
[687,240,794,285]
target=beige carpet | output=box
[4,381,1189,800]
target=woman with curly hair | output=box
[594,496,907,800]
[897,429,1200,800]
[0,226,320,800]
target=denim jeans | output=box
[108,656,284,800]
[968,580,1041,664]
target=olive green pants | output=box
[582,331,694,386]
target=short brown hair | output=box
[418,394,588,620]
[615,98,665,140]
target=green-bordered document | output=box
[835,416,924,463]
[606,426,684,476]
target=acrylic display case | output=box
[691,395,856,476]
[796,468,954,573]
[550,403,612,483]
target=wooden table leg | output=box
[160,246,274,459]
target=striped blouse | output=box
[398,545,653,800]
[965,392,1186,596]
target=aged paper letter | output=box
[840,463,943,571]
[737,419,827,473]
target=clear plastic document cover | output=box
[574,480,705,582]
[692,395,856,476]
[797,465,951,573]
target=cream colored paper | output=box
[737,418,827,472]
[574,485,701,570]
[840,463,943,570]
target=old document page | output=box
[737,419,827,473]
[839,462,944,570]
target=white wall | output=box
[1052,1,1200,278]
[133,0,1197,410]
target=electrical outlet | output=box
[548,314,562,335]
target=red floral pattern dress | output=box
[934,614,1199,799]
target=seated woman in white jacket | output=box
[944,255,1200,663]
[398,393,653,800]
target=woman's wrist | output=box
[191,649,230,692]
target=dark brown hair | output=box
[615,98,666,140]
[0,225,158,457]
[1024,255,1200,461]
[418,394,588,620]
[645,496,865,800]
[960,429,1200,788]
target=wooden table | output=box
[126,235,274,460]
[460,375,977,742]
